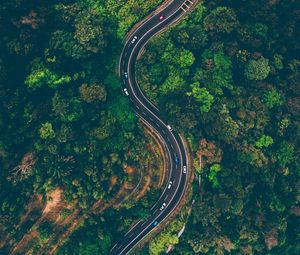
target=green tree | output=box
[50,30,89,59]
[273,54,284,70]
[208,163,221,188]
[194,50,233,95]
[79,84,107,103]
[52,93,84,122]
[110,96,135,131]
[74,10,107,53]
[263,88,283,108]
[160,74,186,95]
[39,122,55,139]
[149,220,183,255]
[25,60,71,89]
[244,57,270,80]
[203,7,238,34]
[177,48,195,68]
[187,82,214,113]
[255,135,274,148]
[238,22,268,46]
[276,142,295,167]
[172,25,208,50]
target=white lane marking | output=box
[142,111,146,115]
[118,2,176,114]
[156,123,160,127]
[162,130,166,134]
[117,10,191,254]
[167,137,170,142]
[128,232,135,239]
[137,113,173,211]
[124,107,185,255]
[125,10,188,113]
[165,194,169,200]
[136,105,140,109]
[150,117,154,121]
[134,70,160,112]
[110,244,117,252]
[119,8,188,255]
[123,220,142,240]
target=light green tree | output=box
[255,135,274,148]
[263,88,283,108]
[39,122,55,139]
[244,57,270,80]
[25,61,71,89]
[208,163,221,188]
[149,219,183,255]
[187,82,214,113]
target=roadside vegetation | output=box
[0,0,299,254]
[137,1,300,254]
[0,0,164,254]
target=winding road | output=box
[110,1,196,254]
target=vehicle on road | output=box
[183,165,187,174]
[159,202,166,211]
[175,155,178,164]
[123,88,129,96]
[131,35,138,44]
[110,0,191,253]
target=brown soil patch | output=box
[133,134,193,252]
[0,194,44,250]
[10,187,75,255]
[136,176,151,200]
[19,194,43,225]
[142,120,167,189]
[10,110,168,255]
[43,188,63,215]
[125,165,135,174]
[110,176,118,190]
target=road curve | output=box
[110,1,196,254]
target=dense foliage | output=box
[0,0,163,253]
[138,0,300,254]
[0,0,299,254]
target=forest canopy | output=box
[0,0,299,254]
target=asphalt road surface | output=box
[110,1,196,254]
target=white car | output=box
[131,35,138,44]
[183,165,187,174]
[160,202,166,211]
[124,72,128,79]
[123,88,129,96]
[167,181,173,189]
[167,125,172,131]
